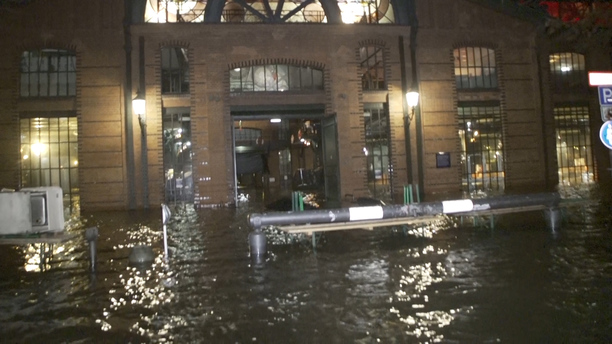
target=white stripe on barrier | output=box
[442,199,474,213]
[349,206,384,221]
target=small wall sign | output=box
[436,152,451,168]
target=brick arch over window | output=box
[358,40,387,91]
[228,59,325,93]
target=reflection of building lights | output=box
[23,154,29,160]
[73,160,78,166]
[560,66,571,72]
[473,130,479,137]
[363,147,368,156]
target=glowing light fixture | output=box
[406,91,419,108]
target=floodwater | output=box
[0,193,611,343]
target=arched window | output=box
[229,64,323,93]
[20,49,76,97]
[453,47,497,90]
[549,52,588,93]
[360,45,385,91]
[144,0,395,24]
[161,47,190,94]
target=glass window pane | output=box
[51,169,60,187]
[300,67,312,89]
[229,68,242,92]
[29,74,38,96]
[241,67,253,92]
[60,143,69,168]
[253,66,266,91]
[161,47,189,94]
[59,118,69,142]
[60,169,70,192]
[48,118,59,143]
[313,69,323,90]
[458,102,505,193]
[70,168,79,193]
[21,144,31,169]
[454,47,497,90]
[288,66,301,91]
[49,143,59,168]
[265,65,278,91]
[70,142,78,167]
[68,72,76,96]
[277,65,288,91]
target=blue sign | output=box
[599,86,612,105]
[599,120,612,150]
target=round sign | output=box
[599,120,612,150]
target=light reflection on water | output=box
[0,198,611,343]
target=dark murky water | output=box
[1,195,611,343]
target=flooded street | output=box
[0,198,611,343]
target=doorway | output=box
[232,113,337,208]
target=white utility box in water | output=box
[0,192,33,235]
[22,186,65,233]
[0,187,65,235]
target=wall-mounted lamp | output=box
[406,90,419,108]
[133,91,146,131]
[406,90,419,123]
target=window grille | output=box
[458,103,505,193]
[364,103,391,199]
[360,46,385,91]
[554,105,594,186]
[453,47,497,90]
[230,64,323,93]
[549,52,588,93]
[162,47,190,94]
[20,49,76,97]
[163,109,194,203]
[20,115,78,209]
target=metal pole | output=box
[139,36,149,208]
[162,203,171,261]
[124,0,136,209]
[399,36,413,187]
[248,193,561,230]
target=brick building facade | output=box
[0,0,610,211]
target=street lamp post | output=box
[405,90,420,200]
[133,91,149,208]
